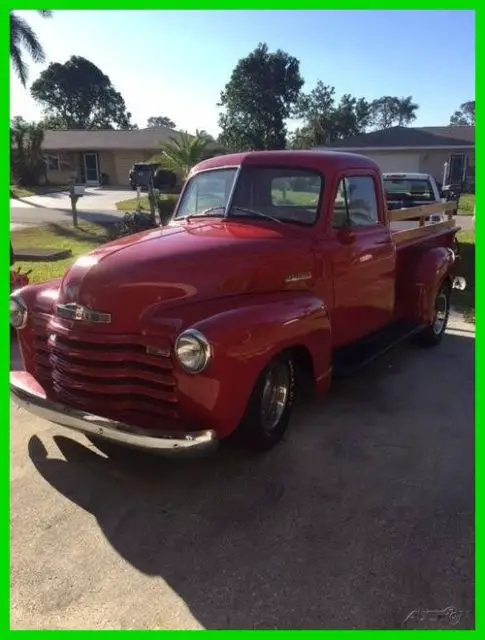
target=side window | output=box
[346,176,379,226]
[331,176,379,229]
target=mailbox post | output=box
[69,180,85,227]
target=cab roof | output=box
[192,150,381,175]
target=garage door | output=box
[116,158,136,186]
[359,152,420,174]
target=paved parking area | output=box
[10,187,133,211]
[10,316,474,630]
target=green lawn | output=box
[116,193,179,213]
[457,194,475,216]
[11,222,112,284]
[453,230,475,322]
[10,184,69,199]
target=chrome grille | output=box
[32,311,179,428]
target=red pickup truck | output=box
[10,151,462,455]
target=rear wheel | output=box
[415,282,451,347]
[237,352,296,452]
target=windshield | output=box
[174,167,323,226]
[384,178,435,202]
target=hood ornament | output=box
[56,303,112,324]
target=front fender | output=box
[175,293,332,438]
[402,246,455,325]
[12,280,62,377]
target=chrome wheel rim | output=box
[261,362,290,432]
[432,292,448,336]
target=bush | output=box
[114,211,157,238]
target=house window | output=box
[45,153,73,172]
[332,176,379,228]
[45,153,61,171]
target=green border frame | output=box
[6,3,477,635]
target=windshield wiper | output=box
[231,206,282,224]
[185,206,226,220]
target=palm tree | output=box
[10,10,52,87]
[394,96,419,126]
[157,130,219,180]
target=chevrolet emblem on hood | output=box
[56,303,112,324]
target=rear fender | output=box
[401,246,455,325]
[175,293,332,438]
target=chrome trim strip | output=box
[56,303,112,324]
[223,165,242,218]
[10,373,218,456]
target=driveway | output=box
[10,315,474,630]
[10,187,133,212]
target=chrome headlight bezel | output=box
[10,295,28,330]
[174,329,211,374]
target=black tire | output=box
[414,282,451,347]
[237,352,296,452]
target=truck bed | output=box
[390,201,458,249]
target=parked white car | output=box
[383,172,445,223]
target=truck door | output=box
[325,173,396,348]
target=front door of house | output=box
[448,153,466,185]
[83,152,100,185]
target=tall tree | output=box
[369,95,418,129]
[10,117,46,186]
[291,81,371,147]
[450,100,475,126]
[146,115,176,129]
[30,55,134,130]
[10,10,52,87]
[218,43,304,151]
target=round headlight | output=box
[10,295,28,330]
[175,329,211,373]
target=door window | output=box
[332,176,379,228]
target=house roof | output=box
[42,127,183,151]
[320,125,474,150]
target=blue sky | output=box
[10,10,475,134]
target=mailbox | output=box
[73,184,85,196]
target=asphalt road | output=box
[10,205,124,228]
[10,315,474,630]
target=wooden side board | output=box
[392,218,458,245]
[389,201,457,222]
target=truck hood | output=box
[57,219,315,333]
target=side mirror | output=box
[337,226,356,245]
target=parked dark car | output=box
[129,162,177,191]
[128,162,157,190]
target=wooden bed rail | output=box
[389,201,458,245]
[389,200,457,222]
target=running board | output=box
[332,321,422,378]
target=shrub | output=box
[114,211,157,238]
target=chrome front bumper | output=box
[10,371,218,456]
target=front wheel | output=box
[237,352,296,452]
[414,282,451,347]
